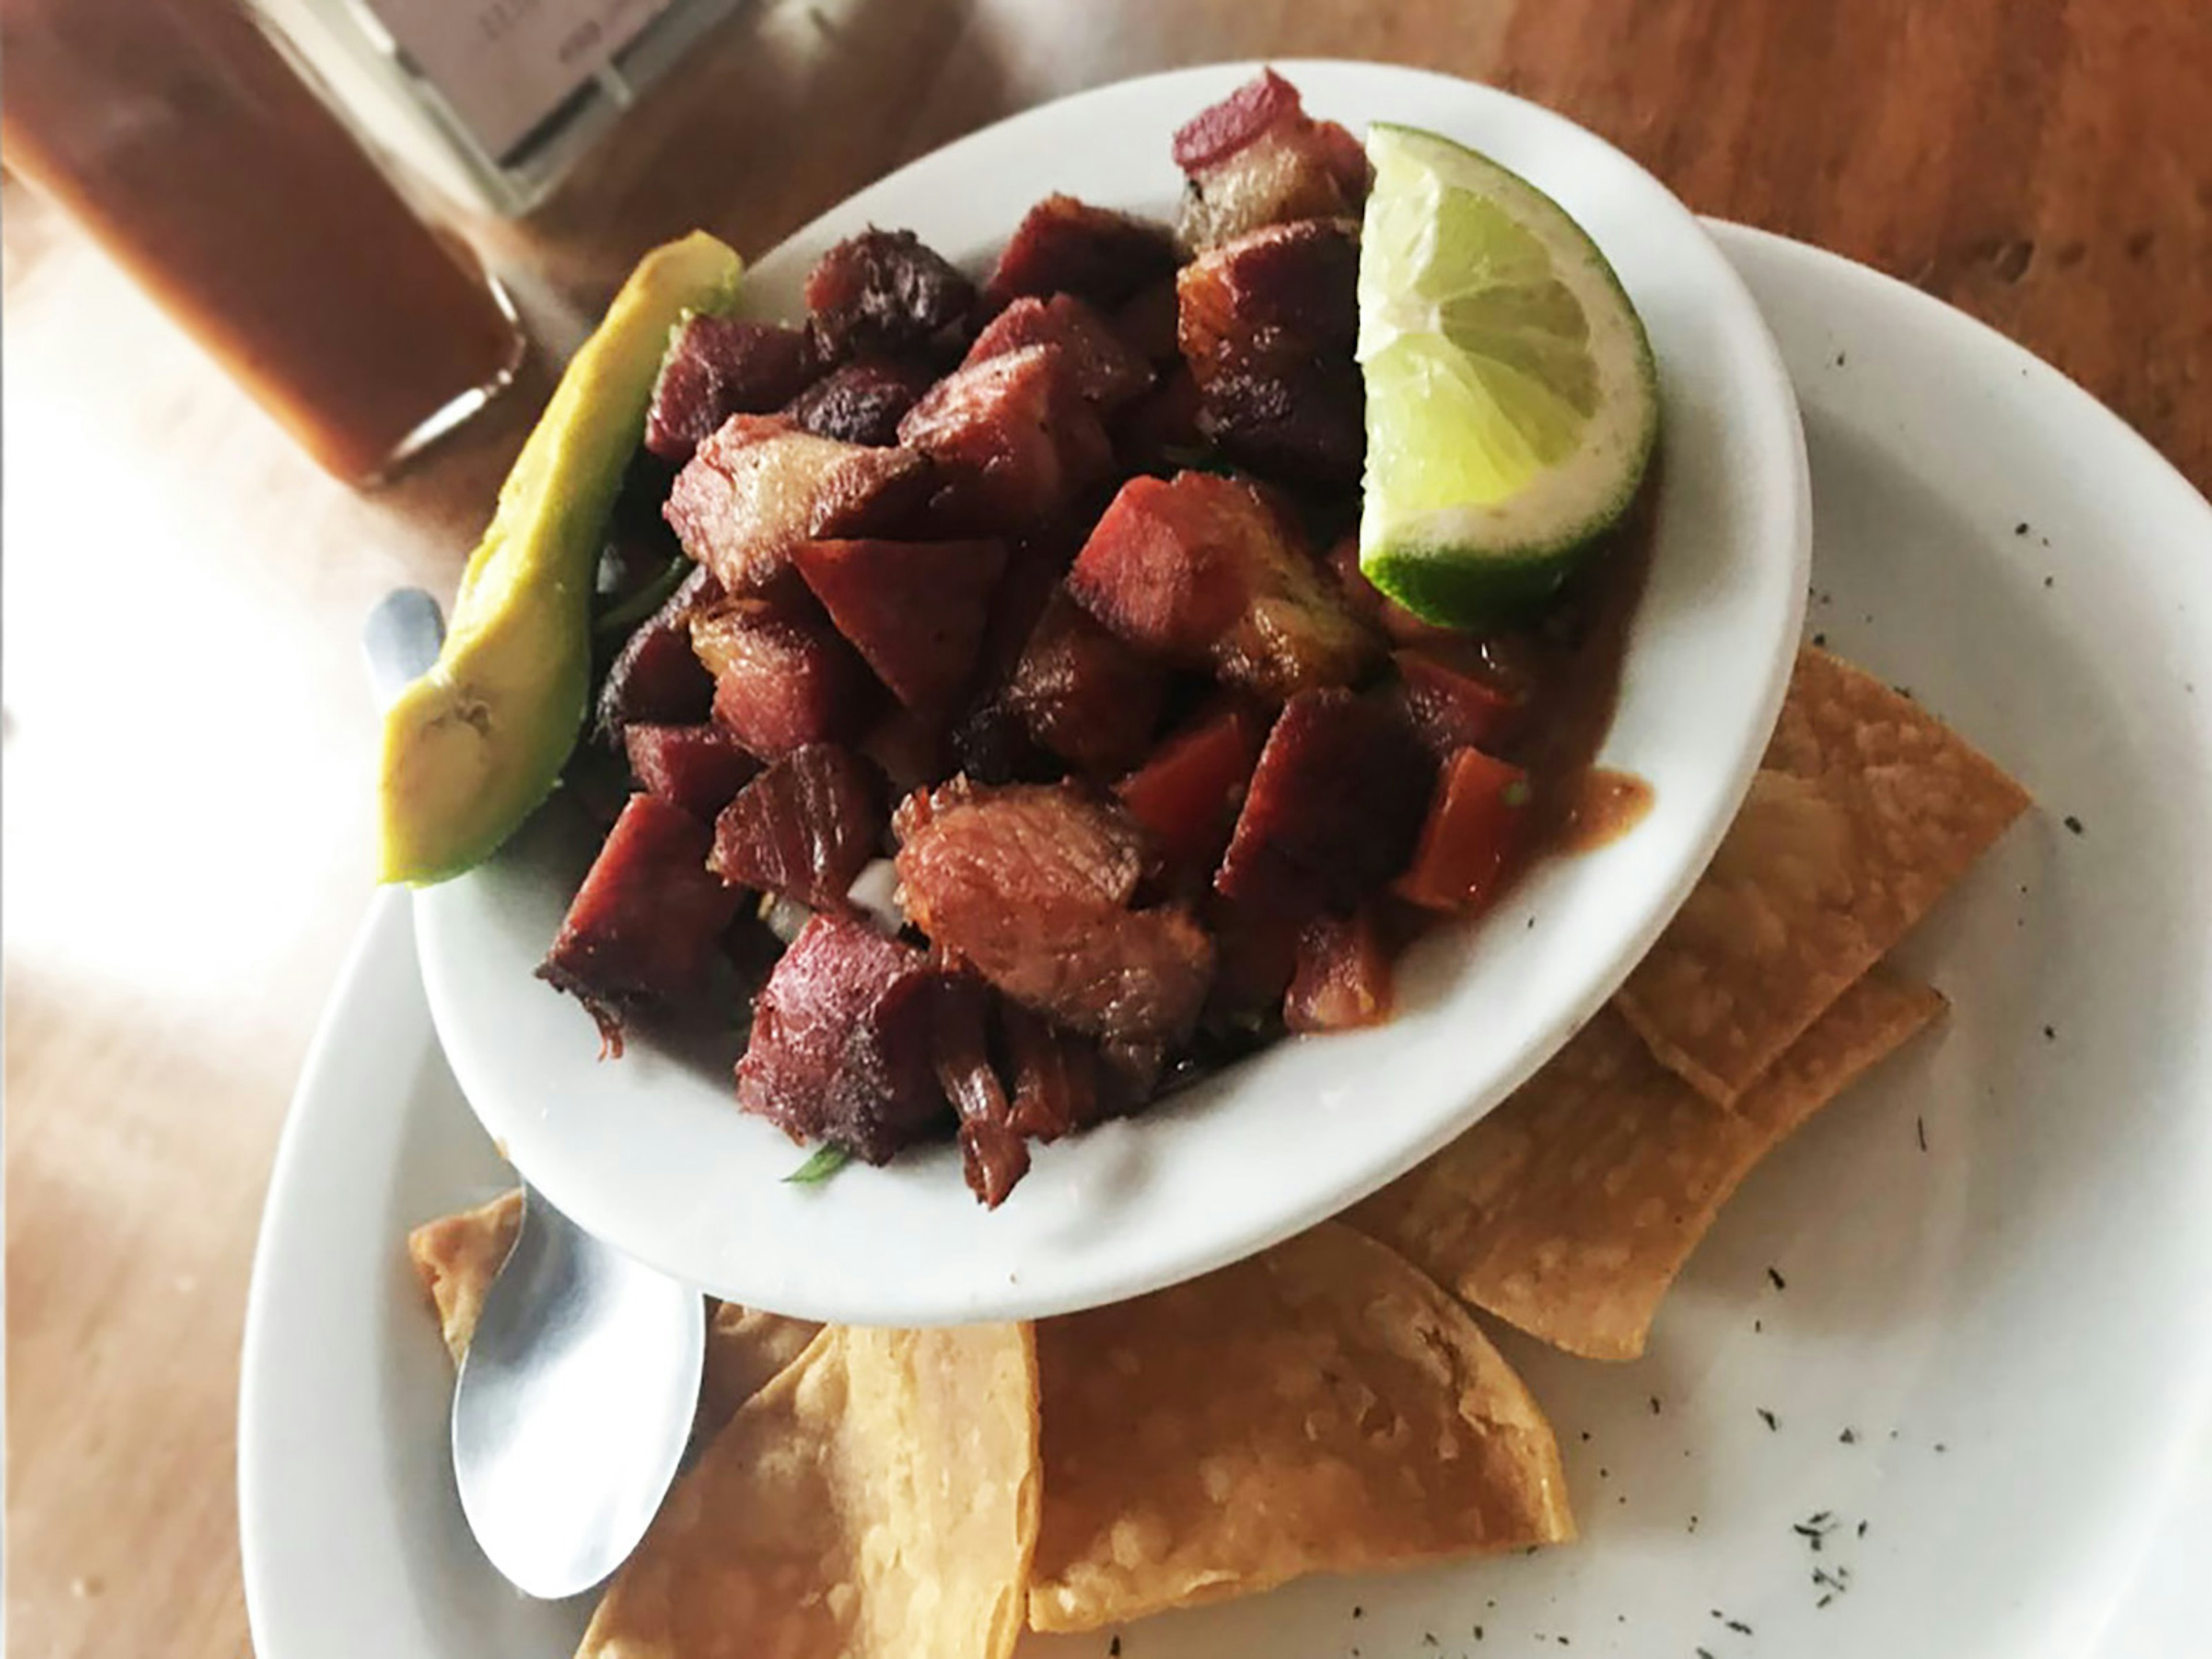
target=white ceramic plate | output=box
[411,60,1809,1326]
[240,220,2212,1659]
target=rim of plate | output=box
[240,222,2212,1659]
[408,59,1810,1326]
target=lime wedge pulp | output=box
[1356,123,1658,626]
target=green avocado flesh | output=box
[377,232,743,885]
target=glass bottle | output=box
[1,0,527,484]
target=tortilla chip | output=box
[406,1190,521,1362]
[698,1302,826,1440]
[577,1323,1040,1659]
[404,1189,820,1438]
[1615,647,2027,1104]
[1347,968,1945,1361]
[1027,1222,1572,1633]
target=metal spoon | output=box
[363,587,706,1600]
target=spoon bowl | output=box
[450,1183,705,1601]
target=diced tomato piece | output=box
[1283,908,1393,1032]
[622,723,759,821]
[1114,703,1265,881]
[1395,747,1532,915]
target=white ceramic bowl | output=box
[410,60,1809,1325]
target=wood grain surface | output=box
[5,1,2207,1654]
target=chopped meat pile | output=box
[542,69,1613,1205]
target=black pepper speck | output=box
[2064,815,2085,835]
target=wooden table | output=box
[5,1,2206,1652]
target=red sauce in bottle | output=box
[1,0,524,482]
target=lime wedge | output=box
[1356,123,1658,626]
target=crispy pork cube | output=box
[1386,648,1529,762]
[896,346,1112,535]
[999,1003,1103,1143]
[664,415,932,593]
[894,781,1214,1048]
[644,316,818,465]
[690,591,880,757]
[802,228,976,360]
[982,193,1179,312]
[922,978,1033,1207]
[1201,891,1302,1024]
[1215,688,1435,915]
[1108,275,1183,366]
[1283,907,1394,1032]
[1002,588,1171,775]
[963,294,1154,411]
[1110,365,1208,478]
[1113,702,1266,881]
[622,722,759,821]
[1172,68,1372,251]
[1066,471,1376,701]
[707,743,882,910]
[792,537,1007,711]
[781,356,937,446]
[736,915,959,1164]
[1178,219,1363,486]
[537,794,740,1051]
[594,565,722,743]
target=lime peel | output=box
[1357,123,1658,627]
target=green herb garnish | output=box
[783,1145,853,1186]
[594,556,691,637]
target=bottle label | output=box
[362,0,673,160]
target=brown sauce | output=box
[1495,458,1662,879]
[1,0,522,482]
[1559,767,1656,851]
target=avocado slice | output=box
[378,232,744,885]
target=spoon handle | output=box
[362,587,445,707]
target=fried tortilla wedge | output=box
[696,1302,825,1440]
[404,1189,821,1440]
[1616,647,2028,1105]
[1347,968,1945,1361]
[406,1190,521,1362]
[1028,1221,1572,1633]
[577,1323,1040,1659]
